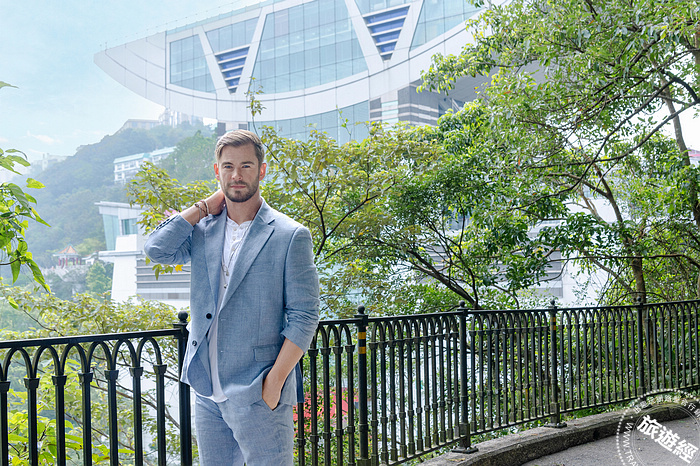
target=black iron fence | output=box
[0,316,191,466]
[2,300,700,465]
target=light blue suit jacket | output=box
[144,200,320,407]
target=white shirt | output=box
[207,217,252,402]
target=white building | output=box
[113,147,176,184]
[94,0,491,142]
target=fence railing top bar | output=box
[318,310,462,327]
[0,327,182,350]
[463,298,700,315]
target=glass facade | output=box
[170,35,215,92]
[165,0,480,96]
[411,0,479,49]
[355,0,411,15]
[207,19,258,92]
[254,101,370,143]
[207,19,257,52]
[251,0,367,94]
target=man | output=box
[144,130,320,465]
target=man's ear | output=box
[214,162,220,180]
[259,162,267,181]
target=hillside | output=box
[24,123,212,267]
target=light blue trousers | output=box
[195,395,294,465]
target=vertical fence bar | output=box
[24,377,40,466]
[369,332,380,465]
[308,343,319,466]
[0,379,9,466]
[454,301,476,453]
[636,297,646,397]
[546,300,566,428]
[153,364,167,466]
[388,329,398,462]
[321,343,332,465]
[105,369,120,466]
[79,371,93,466]
[344,336,356,466]
[355,306,369,466]
[130,367,144,466]
[52,374,68,466]
[406,327,416,457]
[333,337,344,466]
[174,311,192,466]
[397,326,407,460]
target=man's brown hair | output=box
[215,129,264,165]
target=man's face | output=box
[215,144,266,203]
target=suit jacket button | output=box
[206,313,212,319]
[192,340,197,347]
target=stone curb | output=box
[422,404,689,466]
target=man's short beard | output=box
[223,182,258,203]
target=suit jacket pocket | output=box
[254,344,280,361]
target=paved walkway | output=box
[522,416,699,466]
[424,404,700,466]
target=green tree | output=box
[420,0,700,304]
[128,123,446,316]
[0,81,49,292]
[351,104,567,309]
[85,261,113,296]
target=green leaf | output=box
[10,258,20,283]
[25,178,44,189]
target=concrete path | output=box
[423,404,700,466]
[522,416,700,466]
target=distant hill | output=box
[24,123,213,267]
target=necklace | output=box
[220,221,251,288]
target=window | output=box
[121,218,138,236]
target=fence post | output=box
[635,296,646,397]
[546,299,566,428]
[174,310,193,466]
[453,301,477,453]
[355,305,370,466]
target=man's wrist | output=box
[265,368,285,389]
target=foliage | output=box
[85,261,113,297]
[0,150,48,292]
[125,162,214,278]
[0,82,49,292]
[352,105,568,309]
[128,121,458,316]
[260,122,447,315]
[419,0,700,304]
[159,130,217,183]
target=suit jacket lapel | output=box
[219,201,275,309]
[204,211,227,306]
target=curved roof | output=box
[95,0,489,133]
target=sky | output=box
[0,1,698,166]
[0,1,240,162]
